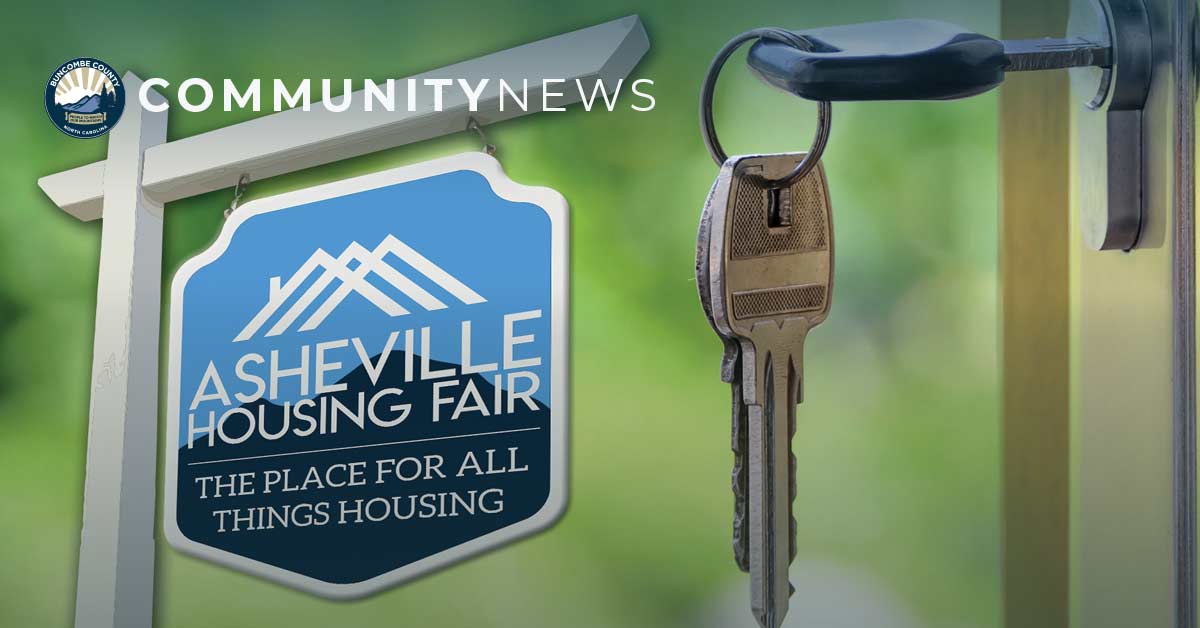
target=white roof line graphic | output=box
[234,236,485,342]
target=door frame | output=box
[999,0,1196,626]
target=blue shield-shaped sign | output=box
[165,153,568,598]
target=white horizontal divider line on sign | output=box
[37,15,649,221]
[185,427,544,467]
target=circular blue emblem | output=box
[45,57,125,139]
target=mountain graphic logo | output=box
[44,57,125,139]
[234,235,485,342]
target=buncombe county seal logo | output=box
[45,57,125,139]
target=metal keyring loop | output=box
[700,27,832,187]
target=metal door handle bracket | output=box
[1069,0,1151,250]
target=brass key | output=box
[699,152,833,628]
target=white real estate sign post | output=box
[73,75,167,628]
[39,15,648,628]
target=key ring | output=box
[700,27,832,187]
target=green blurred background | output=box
[0,0,999,626]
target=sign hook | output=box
[223,173,251,219]
[467,117,496,156]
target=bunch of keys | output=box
[696,28,834,628]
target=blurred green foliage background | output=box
[0,0,999,626]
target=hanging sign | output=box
[164,153,568,598]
